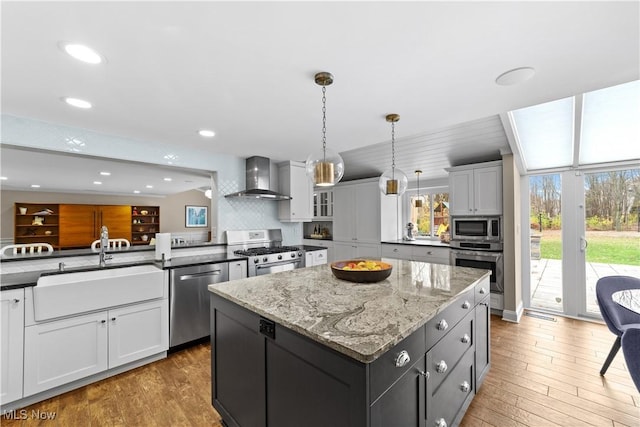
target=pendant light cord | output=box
[321,85,327,162]
[391,121,396,179]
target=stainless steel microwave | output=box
[451,216,501,242]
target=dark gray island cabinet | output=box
[209,259,491,427]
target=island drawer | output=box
[425,287,474,350]
[426,310,473,390]
[475,276,490,304]
[427,346,474,427]
[369,326,426,401]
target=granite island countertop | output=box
[208,259,490,363]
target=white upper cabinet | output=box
[449,162,502,216]
[313,189,333,220]
[333,180,381,244]
[278,161,313,222]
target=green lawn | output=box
[539,234,640,266]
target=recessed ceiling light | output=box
[63,97,92,109]
[61,43,103,64]
[133,190,141,194]
[146,185,153,189]
[93,181,102,185]
[164,177,172,181]
[31,184,40,188]
[198,129,215,138]
[100,171,111,176]
[0,176,7,180]
[495,67,536,86]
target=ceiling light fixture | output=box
[414,170,423,208]
[164,177,172,182]
[100,171,111,176]
[133,190,141,194]
[305,72,344,187]
[61,43,103,64]
[198,129,215,138]
[495,67,536,86]
[63,97,92,109]
[93,181,102,185]
[379,114,408,196]
[146,185,153,189]
[0,177,7,180]
[31,184,40,188]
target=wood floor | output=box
[2,312,638,426]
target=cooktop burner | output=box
[234,246,301,256]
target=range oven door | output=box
[254,259,301,276]
[450,249,503,293]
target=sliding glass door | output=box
[528,168,639,318]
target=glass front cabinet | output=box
[313,189,333,220]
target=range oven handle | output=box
[451,250,503,261]
[256,259,301,270]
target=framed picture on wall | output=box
[185,205,208,228]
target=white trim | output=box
[502,300,524,323]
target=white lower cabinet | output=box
[381,243,450,264]
[334,242,381,260]
[229,260,248,281]
[24,299,168,397]
[1,289,25,405]
[305,249,328,267]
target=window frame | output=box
[403,185,449,240]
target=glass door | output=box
[582,168,640,316]
[529,173,563,312]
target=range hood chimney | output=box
[224,156,292,200]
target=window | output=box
[407,189,449,239]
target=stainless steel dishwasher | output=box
[169,263,229,348]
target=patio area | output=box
[530,258,640,314]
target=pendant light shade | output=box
[379,114,408,196]
[414,170,423,207]
[305,72,345,186]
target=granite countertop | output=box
[381,239,450,248]
[208,259,489,363]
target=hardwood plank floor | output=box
[2,312,638,426]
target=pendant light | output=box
[379,114,408,196]
[305,72,345,187]
[414,170,423,207]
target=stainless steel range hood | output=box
[225,156,292,200]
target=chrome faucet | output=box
[99,226,112,267]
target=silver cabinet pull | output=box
[436,319,448,331]
[111,317,116,322]
[479,287,487,294]
[460,381,470,392]
[395,350,411,368]
[461,334,470,344]
[436,360,448,374]
[12,298,20,303]
[462,300,470,309]
[101,320,106,324]
[418,370,430,379]
[435,418,447,427]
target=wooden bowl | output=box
[330,260,393,283]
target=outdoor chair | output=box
[595,275,640,376]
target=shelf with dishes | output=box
[131,206,160,245]
[14,203,60,247]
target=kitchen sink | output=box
[34,264,165,321]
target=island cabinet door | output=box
[475,295,491,389]
[370,354,426,427]
[265,325,367,427]
[210,295,266,427]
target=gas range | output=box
[234,246,303,266]
[226,229,304,277]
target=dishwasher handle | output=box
[179,270,222,281]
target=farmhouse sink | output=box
[34,264,165,321]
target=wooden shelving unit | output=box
[131,206,160,245]
[14,203,60,248]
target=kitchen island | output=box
[208,259,491,427]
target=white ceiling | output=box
[1,1,639,186]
